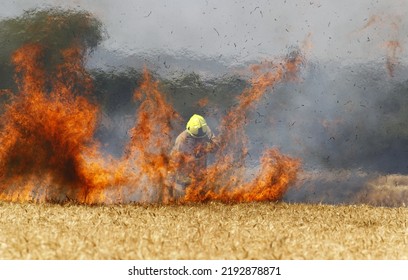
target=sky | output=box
[1,0,407,64]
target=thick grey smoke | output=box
[248,61,408,170]
[246,60,408,205]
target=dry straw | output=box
[0,201,407,259]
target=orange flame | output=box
[0,42,303,205]
[123,68,181,203]
[182,53,304,203]
[0,43,111,203]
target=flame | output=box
[182,52,304,203]
[123,67,181,203]
[0,43,112,203]
[0,42,303,204]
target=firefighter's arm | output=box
[206,134,220,153]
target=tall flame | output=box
[182,53,304,203]
[0,43,111,203]
[0,42,303,204]
[123,68,181,203]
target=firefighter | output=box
[170,114,219,198]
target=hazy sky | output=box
[1,0,407,63]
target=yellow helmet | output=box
[186,114,209,138]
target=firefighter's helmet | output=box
[186,114,209,138]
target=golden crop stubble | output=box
[0,201,407,259]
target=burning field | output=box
[0,20,303,205]
[0,8,407,207]
[0,6,408,260]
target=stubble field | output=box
[1,201,407,260]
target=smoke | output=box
[91,52,408,206]
[0,33,304,205]
[240,59,408,206]
[249,60,408,170]
[1,4,408,206]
